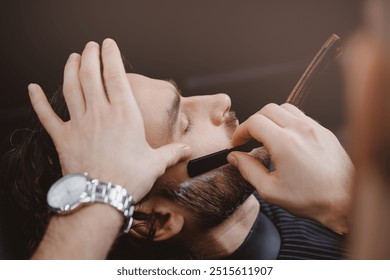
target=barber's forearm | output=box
[31,204,122,259]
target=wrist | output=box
[322,214,350,235]
[33,204,122,259]
[320,198,351,235]
[53,203,124,232]
[47,173,135,234]
[87,172,143,203]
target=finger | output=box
[227,151,275,201]
[79,41,107,107]
[63,53,85,119]
[281,103,319,126]
[28,83,64,140]
[155,143,192,176]
[230,114,283,153]
[101,38,134,106]
[281,103,306,118]
[258,103,299,128]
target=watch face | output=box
[47,173,88,212]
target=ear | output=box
[132,197,185,242]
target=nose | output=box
[209,93,231,126]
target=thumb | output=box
[28,83,64,141]
[227,151,273,198]
[155,143,192,172]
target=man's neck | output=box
[188,195,260,259]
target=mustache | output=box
[223,111,238,139]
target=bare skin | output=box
[29,38,353,259]
[228,103,354,234]
[30,39,191,259]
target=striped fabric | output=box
[258,195,348,260]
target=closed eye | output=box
[184,118,193,134]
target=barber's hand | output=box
[227,103,353,234]
[28,39,191,203]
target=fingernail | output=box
[28,83,36,96]
[182,145,190,151]
[227,154,238,166]
[103,38,114,48]
[86,41,99,48]
[181,145,191,157]
[67,53,79,62]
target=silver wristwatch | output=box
[47,173,135,233]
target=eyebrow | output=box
[165,79,182,138]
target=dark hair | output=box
[1,86,266,259]
[1,88,162,258]
[1,88,68,258]
[150,166,253,229]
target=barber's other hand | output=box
[28,39,191,203]
[227,103,353,234]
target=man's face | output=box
[127,73,238,182]
[125,73,257,239]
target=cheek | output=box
[186,125,232,158]
[163,125,232,182]
[164,162,188,183]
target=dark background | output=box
[0,0,362,258]
[0,0,363,156]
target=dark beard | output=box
[150,147,270,229]
[122,115,271,259]
[148,111,270,229]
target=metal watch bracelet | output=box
[87,179,135,233]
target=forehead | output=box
[126,73,177,147]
